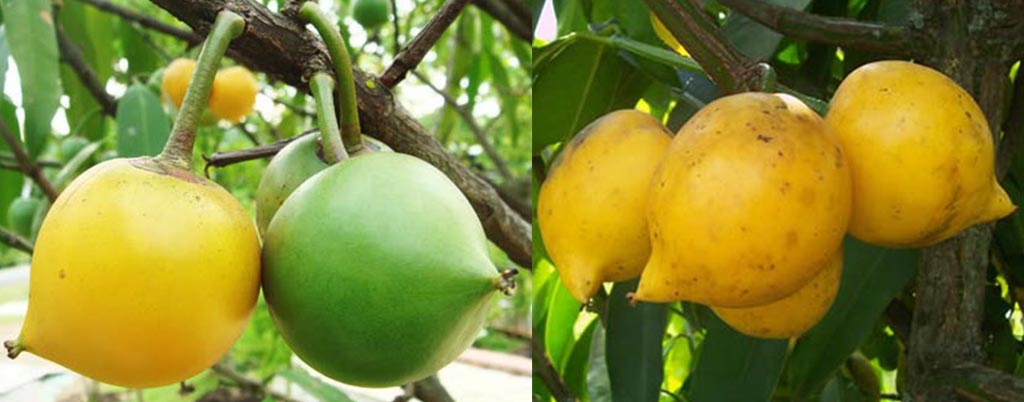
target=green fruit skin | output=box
[255,135,328,236]
[8,198,41,237]
[351,0,390,29]
[262,152,498,387]
[255,134,392,235]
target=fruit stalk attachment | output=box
[299,2,364,155]
[4,339,22,359]
[158,11,246,169]
[497,268,519,296]
[309,73,348,163]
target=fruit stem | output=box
[158,11,245,170]
[496,268,519,296]
[310,73,349,164]
[299,2,365,155]
[753,62,777,92]
[4,339,23,359]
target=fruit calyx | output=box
[4,339,22,359]
[496,268,519,296]
[157,11,246,171]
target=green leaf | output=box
[533,35,650,153]
[553,0,588,36]
[60,0,115,141]
[688,307,788,402]
[563,318,599,398]
[607,0,659,46]
[589,325,613,402]
[607,279,667,402]
[116,84,171,157]
[0,28,9,92]
[787,237,919,397]
[545,278,582,369]
[279,368,356,402]
[120,23,162,76]
[723,0,812,61]
[2,0,61,158]
[0,98,23,237]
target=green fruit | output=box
[8,198,40,237]
[255,134,392,235]
[60,137,90,163]
[255,135,328,235]
[262,152,499,387]
[351,0,390,29]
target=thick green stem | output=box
[310,73,348,164]
[158,11,245,169]
[299,3,364,155]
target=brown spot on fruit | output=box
[786,230,799,246]
[59,269,66,279]
[757,134,774,143]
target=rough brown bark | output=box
[148,0,531,268]
[905,1,1024,401]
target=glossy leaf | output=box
[116,84,171,157]
[545,278,582,369]
[589,325,613,402]
[787,237,919,397]
[607,279,667,402]
[533,35,650,153]
[60,0,115,141]
[722,0,812,61]
[2,0,61,158]
[688,307,788,402]
[563,318,599,398]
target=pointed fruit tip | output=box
[981,182,1017,223]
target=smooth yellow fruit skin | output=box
[209,66,258,123]
[636,93,851,307]
[650,13,688,56]
[538,110,672,302]
[826,61,1015,247]
[161,58,196,108]
[19,159,260,388]
[713,249,842,339]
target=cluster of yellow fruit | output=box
[538,61,1016,339]
[162,58,258,123]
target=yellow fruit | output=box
[636,93,851,307]
[209,66,258,123]
[826,60,1015,247]
[15,159,261,387]
[538,110,672,302]
[712,249,842,339]
[161,58,196,108]
[650,13,688,56]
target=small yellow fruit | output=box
[161,58,196,108]
[826,60,1015,247]
[712,249,842,339]
[15,159,260,387]
[636,93,851,307]
[209,66,258,123]
[650,13,688,56]
[538,110,672,302]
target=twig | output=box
[56,26,118,117]
[210,363,301,402]
[203,129,316,171]
[390,0,401,54]
[644,0,755,93]
[234,123,261,146]
[488,325,531,340]
[380,0,472,88]
[74,0,200,43]
[718,0,917,56]
[0,153,61,168]
[411,375,456,402]
[0,226,33,254]
[471,0,531,42]
[153,0,531,269]
[0,118,59,203]
[412,70,514,181]
[532,336,575,402]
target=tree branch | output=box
[532,336,574,402]
[380,0,471,89]
[75,0,200,43]
[643,0,756,93]
[56,26,118,117]
[411,375,456,402]
[471,0,531,42]
[718,0,917,56]
[412,70,514,181]
[0,226,33,254]
[203,129,316,171]
[0,118,59,203]
[151,0,531,268]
